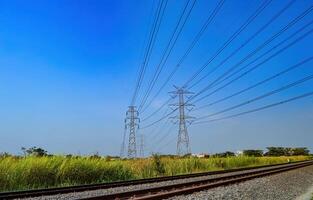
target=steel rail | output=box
[0,160,311,199]
[80,160,313,200]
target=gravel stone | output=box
[169,165,313,200]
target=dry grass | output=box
[0,155,310,192]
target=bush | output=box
[212,151,235,157]
[152,154,165,176]
[243,150,263,157]
[265,147,310,156]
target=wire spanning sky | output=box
[0,0,312,155]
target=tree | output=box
[0,152,11,158]
[21,146,48,157]
[243,150,263,157]
[265,147,286,156]
[291,147,309,156]
[213,151,235,157]
[265,147,310,156]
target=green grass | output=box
[0,155,310,192]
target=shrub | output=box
[243,150,263,157]
[152,154,165,176]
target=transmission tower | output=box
[170,86,194,156]
[125,106,140,158]
[139,134,145,158]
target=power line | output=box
[196,73,313,121]
[140,0,225,114]
[141,22,312,129]
[195,56,313,111]
[194,91,313,124]
[138,0,197,111]
[188,0,295,89]
[183,0,272,88]
[213,23,313,91]
[189,5,313,104]
[131,0,167,106]
[192,24,313,104]
[137,2,313,136]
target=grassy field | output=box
[0,155,311,192]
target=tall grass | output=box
[0,155,310,192]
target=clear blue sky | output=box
[0,0,312,156]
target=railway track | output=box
[0,160,312,200]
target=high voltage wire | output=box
[177,0,225,67]
[142,26,312,129]
[135,2,313,157]
[140,0,225,114]
[138,0,197,112]
[188,0,295,89]
[196,73,313,121]
[134,2,313,137]
[141,6,313,129]
[194,91,313,124]
[192,24,313,104]
[195,56,313,111]
[141,0,271,117]
[182,0,272,88]
[131,0,167,106]
[189,5,313,105]
[207,20,313,97]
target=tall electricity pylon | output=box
[139,134,145,158]
[125,106,140,158]
[170,86,194,156]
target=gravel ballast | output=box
[169,165,313,200]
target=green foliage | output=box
[291,147,309,156]
[152,154,165,176]
[265,147,310,156]
[0,152,11,158]
[243,150,263,157]
[21,147,48,157]
[212,151,235,157]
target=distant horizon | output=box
[3,145,312,157]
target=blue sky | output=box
[0,0,312,156]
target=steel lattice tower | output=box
[170,86,194,156]
[125,106,140,158]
